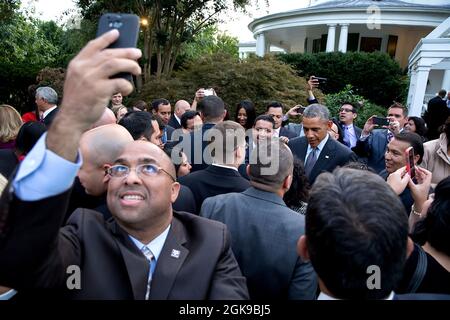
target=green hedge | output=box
[277,51,407,107]
[324,85,387,128]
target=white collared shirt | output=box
[174,114,181,125]
[305,133,329,163]
[212,163,239,172]
[273,127,280,138]
[317,291,395,300]
[42,105,57,119]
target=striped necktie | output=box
[141,246,154,300]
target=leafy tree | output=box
[0,11,60,111]
[0,0,21,22]
[75,0,266,80]
[137,53,324,118]
[179,25,239,63]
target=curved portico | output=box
[249,0,450,68]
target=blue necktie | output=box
[304,148,318,178]
[387,131,394,143]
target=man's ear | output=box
[222,110,227,121]
[297,235,310,261]
[102,164,111,184]
[353,113,357,120]
[283,174,293,191]
[170,182,181,204]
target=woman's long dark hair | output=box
[412,176,450,256]
[234,100,256,130]
[408,116,428,141]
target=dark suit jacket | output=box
[200,187,317,300]
[288,135,358,184]
[43,108,58,129]
[424,96,449,140]
[353,129,388,174]
[0,149,18,178]
[172,185,197,214]
[168,115,181,130]
[182,123,216,172]
[0,189,248,300]
[178,165,250,214]
[280,127,297,139]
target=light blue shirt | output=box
[343,123,357,148]
[0,289,17,300]
[305,133,329,163]
[129,224,171,276]
[12,133,82,201]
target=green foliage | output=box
[0,0,21,22]
[75,0,263,78]
[179,25,239,63]
[137,53,324,117]
[0,12,60,111]
[277,51,406,107]
[324,85,387,128]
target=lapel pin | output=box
[171,249,180,259]
[325,155,330,159]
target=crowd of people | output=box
[0,29,449,300]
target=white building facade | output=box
[246,0,450,115]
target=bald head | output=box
[80,124,133,166]
[91,107,117,129]
[174,100,191,118]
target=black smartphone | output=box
[313,76,327,84]
[373,116,389,126]
[96,13,140,81]
[294,105,306,115]
[405,146,416,179]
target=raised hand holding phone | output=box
[96,13,140,81]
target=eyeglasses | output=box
[107,164,176,182]
[339,107,354,113]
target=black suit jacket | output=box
[178,165,250,214]
[424,96,449,140]
[172,185,197,214]
[0,189,248,300]
[168,115,181,130]
[288,135,358,184]
[280,127,297,139]
[43,108,59,129]
[0,149,18,178]
[182,123,216,172]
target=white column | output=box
[256,33,266,57]
[326,24,337,52]
[409,66,431,116]
[338,24,349,53]
[442,69,450,92]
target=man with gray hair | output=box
[35,86,59,128]
[288,103,357,184]
[200,140,317,299]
